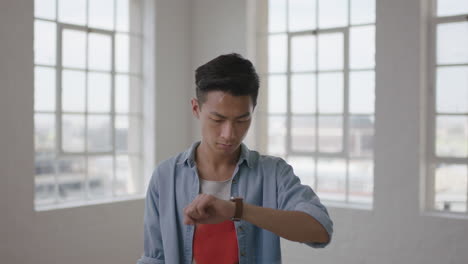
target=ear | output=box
[191,98,200,119]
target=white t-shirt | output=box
[199,177,233,200]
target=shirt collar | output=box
[180,141,253,168]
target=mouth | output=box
[217,143,234,149]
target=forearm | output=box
[242,203,329,243]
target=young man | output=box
[137,54,333,264]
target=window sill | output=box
[422,210,468,220]
[323,200,373,211]
[34,194,146,212]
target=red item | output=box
[193,220,239,264]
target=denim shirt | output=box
[137,142,333,264]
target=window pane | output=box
[89,0,114,30]
[87,115,112,152]
[292,115,316,152]
[436,115,468,157]
[437,0,468,17]
[437,22,468,65]
[58,0,86,25]
[35,66,56,112]
[116,34,129,72]
[116,115,129,152]
[116,115,141,153]
[35,0,56,19]
[348,159,373,204]
[88,33,112,72]
[35,113,55,152]
[350,25,375,69]
[349,115,374,157]
[318,0,348,29]
[35,152,56,203]
[317,159,346,201]
[88,156,113,197]
[34,20,56,65]
[115,75,142,114]
[268,34,288,73]
[62,70,86,112]
[35,154,55,177]
[288,156,315,188]
[116,0,130,32]
[435,164,467,213]
[289,0,316,32]
[115,74,129,113]
[318,73,343,113]
[268,115,286,156]
[349,71,375,114]
[436,66,468,113]
[62,114,85,152]
[268,75,287,114]
[57,156,85,201]
[115,155,142,195]
[62,29,86,69]
[318,33,344,71]
[350,0,375,25]
[116,34,141,74]
[268,0,287,33]
[291,35,316,72]
[88,73,111,113]
[319,115,343,152]
[291,74,316,114]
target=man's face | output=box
[192,91,253,156]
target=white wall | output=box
[153,0,193,159]
[190,0,249,142]
[0,0,192,263]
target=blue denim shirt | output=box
[137,142,333,264]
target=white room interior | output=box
[1,0,468,263]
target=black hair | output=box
[195,53,260,108]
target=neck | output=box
[196,141,240,169]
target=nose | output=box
[220,121,235,141]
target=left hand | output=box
[183,194,235,225]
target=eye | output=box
[211,118,223,123]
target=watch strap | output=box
[230,197,243,221]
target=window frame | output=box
[255,0,376,207]
[34,0,147,209]
[426,0,468,214]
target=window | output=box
[428,0,468,213]
[257,0,375,205]
[34,0,145,208]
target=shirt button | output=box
[238,226,244,232]
[232,179,237,184]
[240,251,246,257]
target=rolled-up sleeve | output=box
[276,159,334,248]
[137,170,165,264]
